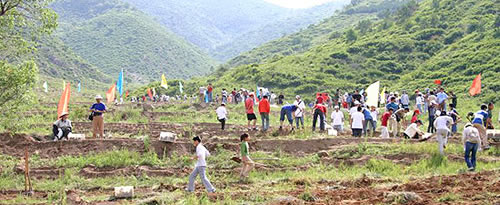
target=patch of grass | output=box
[437,192,460,202]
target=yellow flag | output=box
[380,87,386,104]
[161,74,168,89]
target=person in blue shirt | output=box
[436,88,448,111]
[386,97,400,113]
[472,104,489,150]
[90,95,107,138]
[362,105,374,137]
[279,104,297,130]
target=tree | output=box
[0,0,57,132]
[0,0,58,58]
[345,29,358,42]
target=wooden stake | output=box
[24,146,33,196]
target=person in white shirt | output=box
[349,101,360,119]
[53,112,72,141]
[216,103,228,130]
[350,106,365,137]
[434,111,454,155]
[416,93,424,114]
[331,106,344,133]
[403,120,424,139]
[462,123,481,171]
[294,95,306,129]
[186,136,216,193]
[368,106,379,136]
[400,91,410,109]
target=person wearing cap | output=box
[258,95,271,131]
[392,107,409,137]
[294,95,306,129]
[349,101,360,116]
[331,105,344,133]
[410,109,420,124]
[312,101,327,132]
[186,136,216,193]
[416,93,424,114]
[434,111,454,155]
[245,93,258,131]
[216,103,228,130]
[462,123,481,171]
[403,120,424,139]
[53,112,72,141]
[472,104,490,150]
[90,95,107,138]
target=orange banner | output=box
[147,88,153,100]
[57,83,71,118]
[106,84,116,103]
[469,74,481,96]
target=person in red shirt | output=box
[245,93,257,131]
[312,101,327,131]
[259,96,271,131]
[411,110,420,123]
[207,83,213,102]
[316,93,324,104]
[380,108,394,138]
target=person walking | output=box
[380,108,393,138]
[369,106,379,136]
[362,105,374,137]
[245,93,258,131]
[90,95,106,138]
[462,123,481,171]
[294,95,306,129]
[449,104,461,135]
[312,102,327,132]
[331,106,344,134]
[216,103,228,130]
[239,133,254,182]
[400,91,410,109]
[258,96,271,131]
[434,111,454,155]
[207,84,213,102]
[428,101,438,133]
[416,93,424,114]
[472,104,490,150]
[436,88,448,111]
[186,136,216,193]
[351,106,364,137]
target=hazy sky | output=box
[264,0,340,8]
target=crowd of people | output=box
[50,83,497,193]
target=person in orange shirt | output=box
[245,93,258,131]
[259,96,271,131]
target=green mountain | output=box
[51,0,216,83]
[121,0,350,61]
[34,37,112,89]
[192,0,500,102]
[226,0,411,67]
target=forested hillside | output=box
[193,0,500,102]
[226,0,411,67]
[51,0,215,83]
[121,0,349,61]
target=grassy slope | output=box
[193,0,499,105]
[51,0,215,83]
[225,0,409,67]
[121,0,350,61]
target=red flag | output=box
[147,88,153,100]
[434,80,442,85]
[469,74,481,96]
[57,83,71,118]
[106,84,116,103]
[125,90,129,98]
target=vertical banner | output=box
[106,84,116,103]
[57,83,71,118]
[469,74,481,96]
[161,74,168,89]
[365,81,380,107]
[117,70,124,96]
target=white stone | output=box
[68,133,85,140]
[114,186,134,198]
[159,132,176,142]
[327,129,338,136]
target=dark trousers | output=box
[218,118,226,130]
[312,109,325,131]
[52,125,71,140]
[427,116,436,133]
[465,142,478,169]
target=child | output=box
[186,136,216,193]
[240,133,254,182]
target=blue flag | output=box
[117,69,124,96]
[77,81,81,93]
[256,85,260,98]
